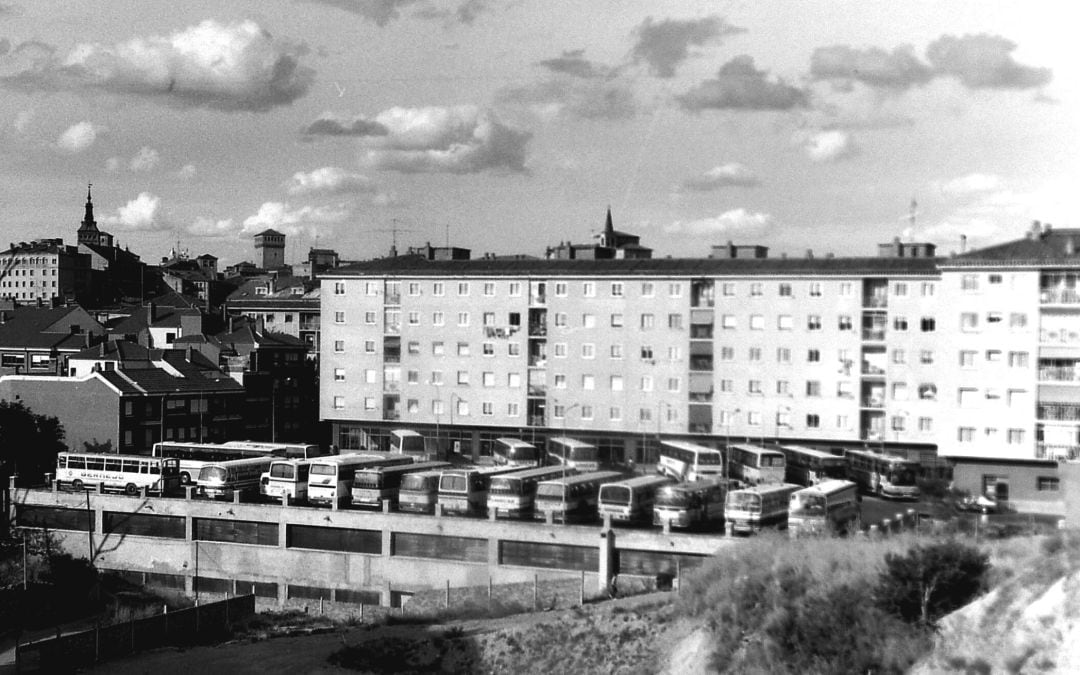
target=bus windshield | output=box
[888,468,917,486]
[270,464,295,479]
[570,447,598,462]
[441,475,468,492]
[655,488,689,508]
[790,493,825,515]
[536,484,565,500]
[489,478,521,495]
[309,464,337,476]
[401,474,434,491]
[697,454,722,465]
[762,456,785,467]
[601,485,631,505]
[509,446,537,461]
[200,467,228,482]
[353,472,382,489]
[727,492,761,512]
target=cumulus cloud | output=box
[413,0,494,26]
[678,163,760,192]
[129,146,160,172]
[187,216,237,238]
[496,77,637,120]
[305,0,490,26]
[0,20,314,112]
[803,129,858,163]
[678,56,806,111]
[101,192,167,231]
[631,15,744,78]
[810,44,933,90]
[286,167,378,196]
[538,49,608,79]
[56,121,100,152]
[301,113,389,138]
[240,201,354,236]
[926,34,1051,89]
[663,208,773,235]
[361,105,530,174]
[935,173,1003,196]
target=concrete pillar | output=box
[185,486,196,501]
[434,503,443,518]
[488,506,496,521]
[52,479,60,492]
[545,510,554,525]
[233,490,241,505]
[661,518,671,535]
[598,525,616,594]
[381,527,392,558]
[381,578,392,608]
[277,583,287,608]
[332,497,339,511]
[141,486,150,499]
[383,500,391,514]
[278,520,287,549]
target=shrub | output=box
[877,540,990,626]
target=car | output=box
[956,494,999,515]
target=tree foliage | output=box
[0,399,66,483]
[877,540,990,626]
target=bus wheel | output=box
[72,479,84,492]
[125,483,138,496]
[180,473,191,485]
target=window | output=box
[893,282,908,297]
[750,314,765,330]
[987,312,1003,324]
[720,346,735,361]
[554,312,568,327]
[836,415,849,429]
[806,414,820,428]
[806,380,821,396]
[893,316,908,331]
[457,282,470,296]
[456,399,469,417]
[777,380,790,395]
[457,371,470,385]
[364,369,377,384]
[640,375,653,392]
[609,406,622,421]
[986,349,1001,363]
[1007,429,1026,444]
[750,283,763,296]
[553,343,567,358]
[960,351,976,367]
[838,315,853,331]
[988,274,1003,285]
[407,370,419,384]
[748,380,762,394]
[722,282,735,296]
[583,282,595,297]
[668,314,683,329]
[892,349,906,364]
[919,417,933,432]
[918,383,937,400]
[958,388,979,407]
[364,281,379,296]
[1037,477,1060,492]
[668,346,682,361]
[554,374,567,389]
[333,396,344,410]
[961,275,979,292]
[580,405,593,420]
[408,311,420,326]
[1010,313,1027,329]
[639,408,653,423]
[582,314,596,328]
[432,342,445,356]
[837,381,853,399]
[481,402,494,416]
[921,282,935,297]
[920,317,936,332]
[748,347,762,362]
[432,311,445,326]
[333,281,345,295]
[776,347,791,363]
[610,375,623,391]
[777,315,793,330]
[920,350,934,364]
[507,403,520,416]
[582,374,595,390]
[839,282,853,297]
[1008,352,1029,368]
[807,315,822,331]
[482,312,496,327]
[408,282,421,296]
[457,312,470,327]
[807,349,820,362]
[581,343,595,359]
[334,311,346,324]
[960,313,978,332]
[507,373,521,388]
[482,342,494,356]
[892,382,908,400]
[641,282,655,297]
[779,283,792,297]
[482,372,495,387]
[721,315,736,329]
[957,427,975,442]
[610,282,624,297]
[669,283,682,298]
[508,343,521,356]
[333,340,345,353]
[667,377,680,392]
[334,368,345,382]
[610,313,624,327]
[641,314,655,329]
[809,282,822,297]
[433,282,444,296]
[554,282,567,297]
[747,411,762,426]
[509,282,522,296]
[457,342,471,356]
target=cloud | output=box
[413,0,494,26]
[0,20,314,112]
[129,146,160,172]
[102,192,167,231]
[306,0,492,26]
[240,201,354,236]
[934,173,1003,196]
[187,216,237,238]
[301,113,389,138]
[663,208,773,235]
[810,44,933,90]
[177,164,197,180]
[496,77,637,120]
[926,34,1051,89]
[361,105,530,174]
[631,15,744,78]
[678,163,760,192]
[678,56,807,111]
[538,49,608,79]
[286,167,378,196]
[803,129,858,162]
[56,121,100,152]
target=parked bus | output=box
[197,456,275,500]
[437,466,523,517]
[307,453,413,507]
[844,449,920,500]
[487,465,575,519]
[260,458,312,503]
[397,470,444,514]
[152,441,283,485]
[657,440,723,482]
[653,478,727,530]
[56,452,180,496]
[533,471,623,523]
[221,440,325,459]
[351,461,451,510]
[788,480,861,537]
[545,436,600,472]
[598,475,674,525]
[780,445,848,486]
[390,429,427,459]
[727,444,786,486]
[724,483,800,536]
[492,438,541,468]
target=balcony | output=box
[1036,443,1080,460]
[528,323,547,337]
[1039,367,1080,383]
[382,410,401,421]
[862,296,887,309]
[1037,403,1080,422]
[528,415,546,426]
[1040,289,1080,305]
[862,329,886,341]
[861,363,886,376]
[299,320,319,331]
[528,384,547,397]
[1040,329,1080,346]
[860,397,884,409]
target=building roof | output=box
[96,367,243,396]
[254,229,284,238]
[216,322,307,351]
[110,304,201,334]
[943,226,1080,267]
[0,306,104,351]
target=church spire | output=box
[82,183,96,230]
[600,205,614,247]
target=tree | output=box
[877,541,990,626]
[0,399,66,484]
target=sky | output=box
[0,1,1076,267]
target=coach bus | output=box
[196,456,275,500]
[492,438,541,468]
[534,471,623,523]
[390,429,428,459]
[844,449,920,499]
[727,444,786,487]
[780,445,848,486]
[652,478,727,530]
[657,440,723,482]
[351,461,450,510]
[260,458,312,503]
[598,475,674,525]
[487,465,575,519]
[56,452,180,496]
[724,483,800,536]
[397,470,445,514]
[221,440,325,459]
[788,480,861,537]
[545,436,600,472]
[308,453,413,507]
[152,441,282,485]
[437,466,523,517]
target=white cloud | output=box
[496,76,638,121]
[678,56,806,111]
[187,216,237,238]
[56,121,99,152]
[101,192,167,231]
[240,201,353,236]
[678,163,760,192]
[129,146,160,172]
[934,173,1003,195]
[177,164,197,180]
[663,208,773,235]
[286,167,377,196]
[926,34,1051,90]
[804,129,858,163]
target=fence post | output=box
[445,579,450,610]
[488,576,493,610]
[580,570,585,606]
[533,574,538,611]
[676,558,682,594]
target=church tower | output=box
[254,229,286,270]
[77,184,101,247]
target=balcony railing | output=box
[382,411,400,421]
[528,415,546,426]
[1040,329,1080,346]
[863,297,887,309]
[1040,289,1080,305]
[860,397,884,409]
[1039,367,1080,383]
[527,384,547,396]
[1036,443,1080,460]
[861,363,886,376]
[528,323,547,337]
[1037,403,1080,422]
[862,329,886,341]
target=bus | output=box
[545,436,600,472]
[534,471,623,523]
[56,452,180,496]
[727,444,786,487]
[724,483,800,536]
[260,458,312,503]
[657,440,723,482]
[598,475,674,525]
[788,480,861,537]
[652,478,727,530]
[492,438,541,468]
[398,470,444,514]
[844,449,920,500]
[390,429,428,459]
[196,456,275,500]
[221,440,325,459]
[351,461,451,510]
[780,445,848,486]
[152,441,283,486]
[487,466,575,519]
[307,453,413,507]
[437,466,523,517]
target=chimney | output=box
[1066,238,1075,256]
[185,345,193,362]
[806,249,814,260]
[960,235,967,254]
[84,332,91,349]
[1029,220,1042,239]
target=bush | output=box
[877,540,990,626]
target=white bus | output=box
[653,478,727,530]
[56,452,180,496]
[390,429,428,459]
[728,444,786,487]
[260,458,312,503]
[844,449,920,500]
[492,438,541,468]
[487,465,574,519]
[308,453,413,506]
[351,460,451,510]
[780,445,848,486]
[221,440,325,459]
[152,441,283,486]
[197,456,275,500]
[437,466,523,517]
[598,475,674,525]
[657,440,723,482]
[788,480,861,537]
[724,483,800,536]
[545,436,600,472]
[398,470,444,514]
[534,471,623,523]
